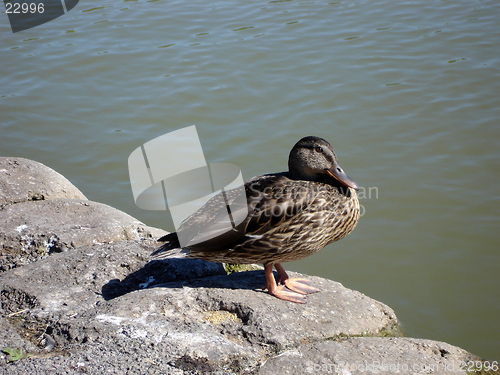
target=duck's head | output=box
[288,136,359,190]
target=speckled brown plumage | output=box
[152,136,360,303]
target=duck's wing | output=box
[153,173,324,263]
[171,181,250,249]
[151,185,247,258]
[182,174,319,251]
[242,175,317,235]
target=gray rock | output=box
[256,337,484,375]
[0,240,399,374]
[0,241,230,373]
[0,157,87,207]
[0,241,227,317]
[159,272,399,349]
[0,199,166,271]
[0,158,488,374]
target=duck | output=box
[151,136,360,303]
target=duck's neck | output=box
[288,169,321,182]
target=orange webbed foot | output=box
[264,263,321,303]
[283,278,321,295]
[268,285,307,304]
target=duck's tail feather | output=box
[151,232,190,259]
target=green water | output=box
[1,0,499,361]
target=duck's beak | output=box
[325,162,359,190]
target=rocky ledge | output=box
[0,157,494,374]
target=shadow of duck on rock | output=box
[101,258,267,301]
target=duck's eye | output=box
[315,146,323,153]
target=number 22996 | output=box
[6,2,45,13]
